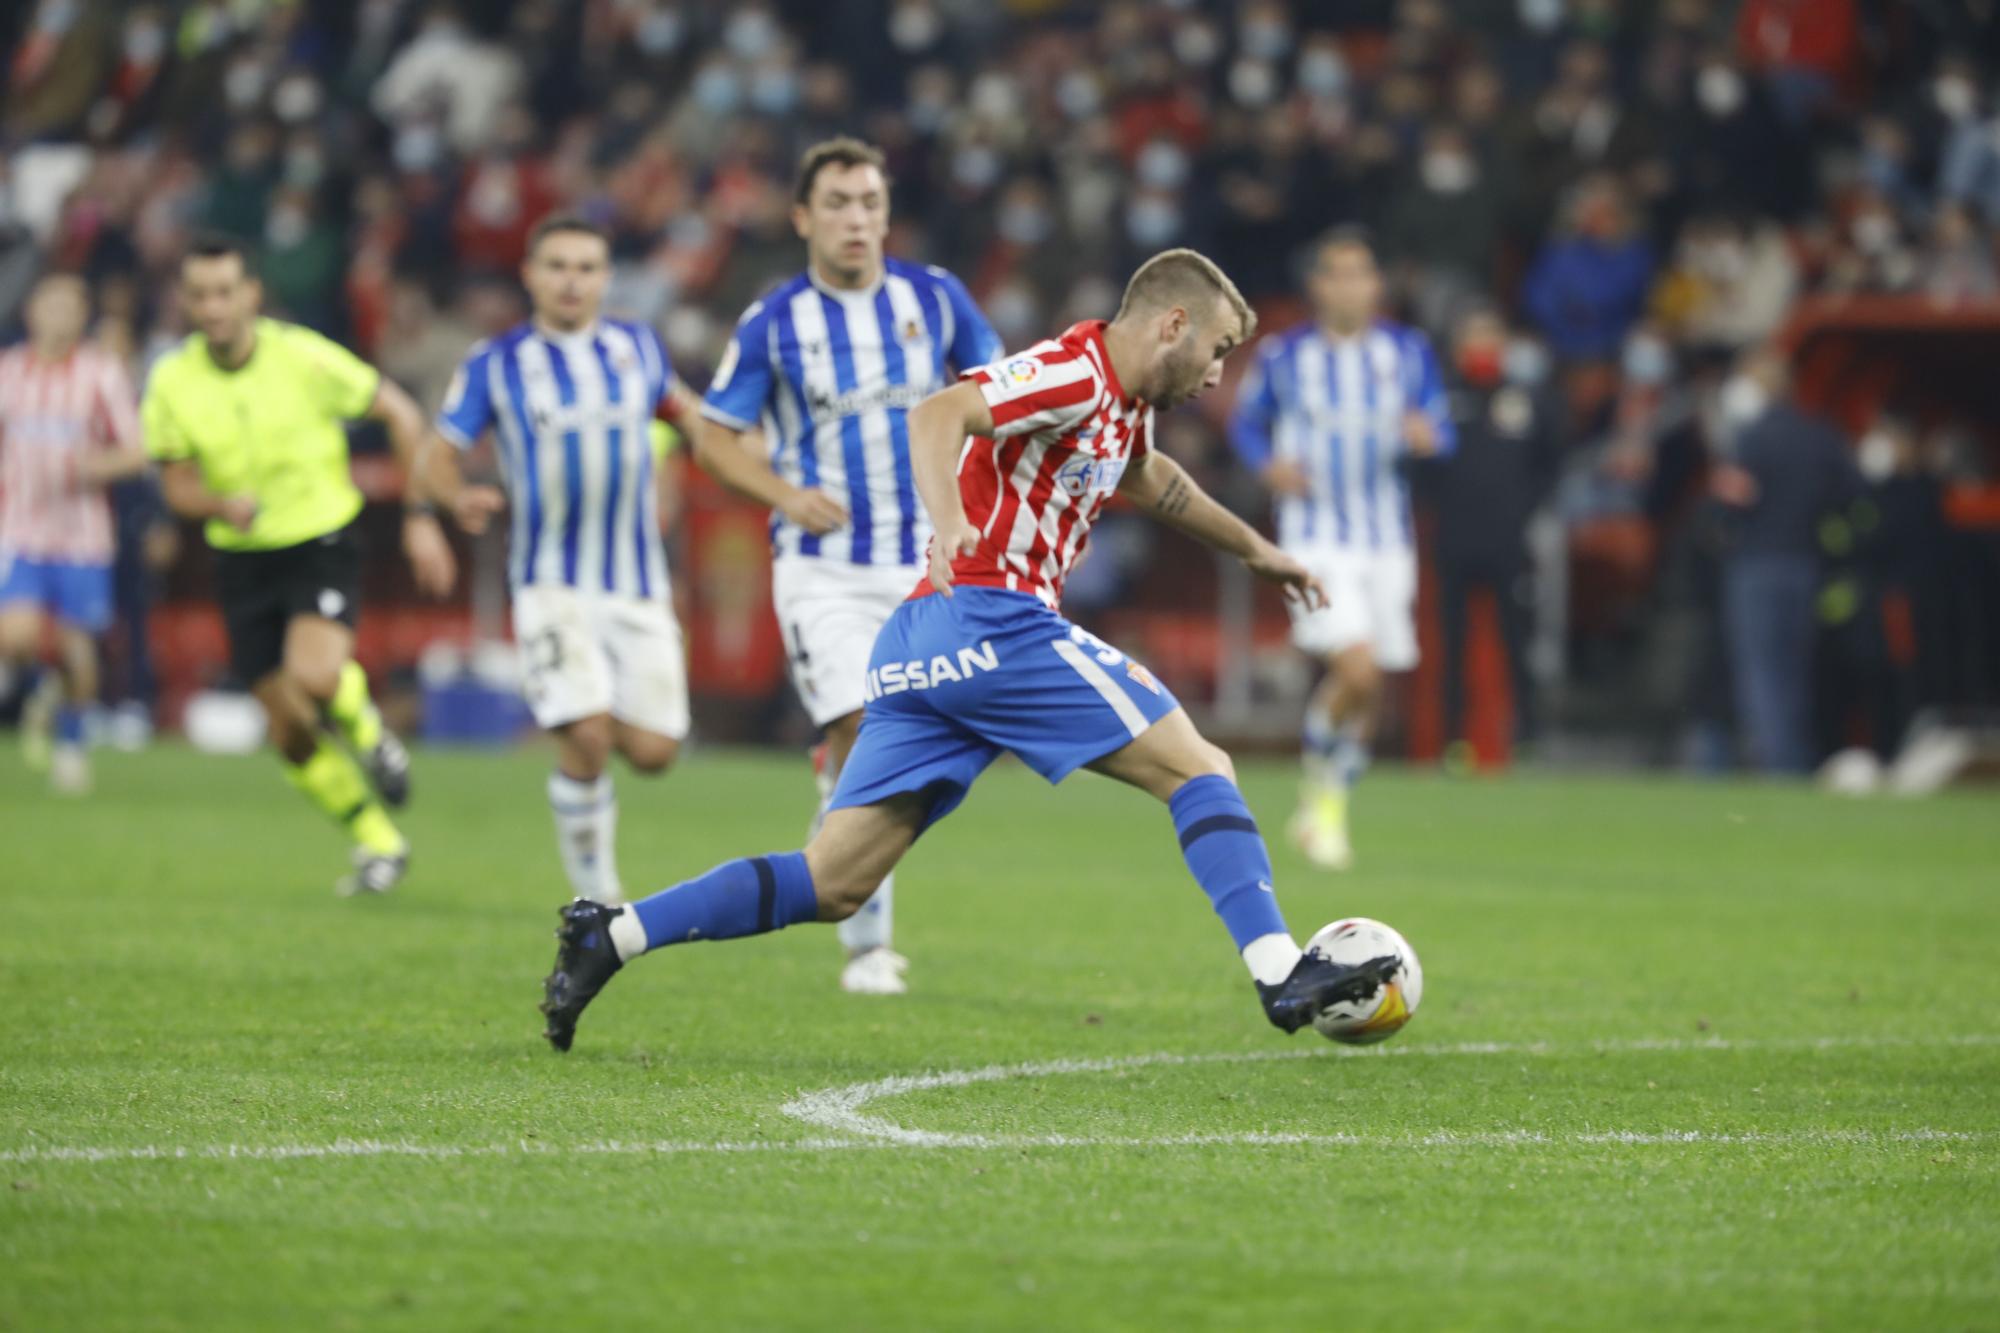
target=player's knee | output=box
[620,733,679,775]
[1197,740,1237,785]
[802,842,880,921]
[0,617,38,659]
[269,715,317,764]
[287,660,341,702]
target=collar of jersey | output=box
[530,318,603,349]
[1078,319,1135,409]
[201,318,276,374]
[806,264,885,302]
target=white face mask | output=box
[1697,65,1745,116]
[1173,19,1222,66]
[1227,58,1279,109]
[1420,152,1476,194]
[1503,338,1550,387]
[266,206,310,249]
[1056,69,1100,119]
[1852,211,1896,255]
[1934,75,1977,122]
[1239,17,1290,61]
[1719,374,1768,425]
[1136,140,1190,190]
[1518,0,1565,34]
[1297,49,1347,99]
[723,9,779,60]
[1857,431,1897,482]
[636,8,684,56]
[1125,194,1182,248]
[888,1,942,53]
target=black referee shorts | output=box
[214,524,362,685]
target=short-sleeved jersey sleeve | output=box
[929,266,1004,373]
[962,347,1101,441]
[436,343,496,449]
[289,325,382,421]
[140,365,195,463]
[1228,339,1285,471]
[1405,328,1456,457]
[700,301,774,431]
[633,322,675,412]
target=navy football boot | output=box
[540,899,626,1052]
[1257,950,1401,1034]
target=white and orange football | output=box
[1304,918,1423,1046]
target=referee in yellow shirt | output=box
[142,234,455,894]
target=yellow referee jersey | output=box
[141,318,380,551]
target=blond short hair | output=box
[1116,248,1256,340]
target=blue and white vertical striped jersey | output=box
[436,318,673,598]
[1228,319,1456,552]
[700,257,1002,566]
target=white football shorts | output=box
[772,555,923,726]
[513,584,690,738]
[1286,545,1420,670]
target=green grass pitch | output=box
[2,744,1996,1331]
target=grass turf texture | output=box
[2,745,1995,1332]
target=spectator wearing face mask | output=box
[1923,202,1999,302]
[1939,59,2000,222]
[1654,213,1800,356]
[1709,350,1862,774]
[1384,123,1501,327]
[1422,305,1565,752]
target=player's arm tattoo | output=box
[1155,471,1192,518]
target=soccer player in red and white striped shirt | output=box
[0,273,147,793]
[540,250,1408,1052]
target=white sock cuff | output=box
[548,771,612,808]
[608,906,648,962]
[1243,933,1304,987]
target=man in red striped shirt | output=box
[540,250,1406,1051]
[0,273,147,794]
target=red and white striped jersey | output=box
[0,343,139,562]
[941,320,1152,609]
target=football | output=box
[1305,918,1423,1045]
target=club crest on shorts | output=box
[319,589,346,618]
[1003,358,1042,388]
[1124,659,1162,695]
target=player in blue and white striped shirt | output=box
[1229,228,1455,870]
[415,215,755,907]
[697,137,1002,995]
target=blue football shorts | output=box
[828,585,1181,832]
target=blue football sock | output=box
[628,851,819,955]
[1169,774,1290,950]
[54,705,85,746]
[1330,720,1370,789]
[1302,708,1340,788]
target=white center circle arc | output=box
[778,1032,2000,1148]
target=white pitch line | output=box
[6,1033,1995,1168]
[778,1031,2000,1145]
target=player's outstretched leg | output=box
[1092,709,1397,1033]
[811,733,907,995]
[540,795,924,1051]
[327,660,409,808]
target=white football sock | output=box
[608,905,648,962]
[837,874,894,955]
[548,770,622,903]
[1243,932,1304,986]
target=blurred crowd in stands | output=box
[3,0,1997,771]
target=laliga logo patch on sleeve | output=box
[1004,358,1043,388]
[1124,660,1162,695]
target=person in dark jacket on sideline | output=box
[1710,350,1862,774]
